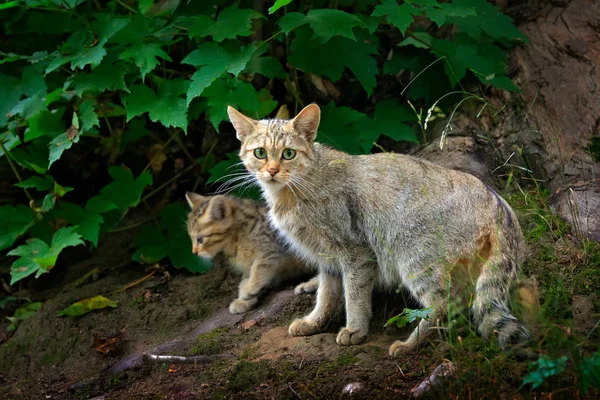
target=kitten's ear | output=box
[292,103,320,143]
[227,106,257,141]
[208,196,231,221]
[185,192,205,209]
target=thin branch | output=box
[142,353,229,365]
[0,140,34,202]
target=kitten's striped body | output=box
[186,193,317,314]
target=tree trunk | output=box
[415,0,600,241]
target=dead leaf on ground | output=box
[92,327,126,355]
[168,364,182,373]
[241,320,257,330]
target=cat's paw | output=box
[389,340,415,357]
[289,318,321,336]
[239,284,262,300]
[294,279,319,295]
[229,298,257,314]
[336,327,367,346]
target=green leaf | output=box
[289,27,378,95]
[15,175,53,191]
[384,307,434,328]
[182,43,255,105]
[354,100,418,152]
[0,205,36,252]
[25,108,67,143]
[57,295,117,317]
[67,61,129,97]
[119,43,172,81]
[0,1,19,10]
[123,79,189,131]
[521,355,568,389]
[269,0,293,14]
[0,296,17,309]
[245,51,287,79]
[8,226,84,285]
[6,301,41,332]
[578,351,600,395]
[201,76,277,131]
[78,99,100,132]
[208,152,242,184]
[99,166,153,212]
[133,203,212,273]
[372,0,419,35]
[449,0,528,43]
[317,102,367,154]
[48,132,80,168]
[54,199,115,247]
[10,139,51,174]
[188,4,263,42]
[139,0,153,15]
[279,9,363,42]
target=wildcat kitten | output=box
[228,104,530,355]
[186,193,318,314]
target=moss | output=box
[226,359,271,392]
[334,352,359,367]
[191,328,225,355]
[542,280,572,320]
[457,334,501,359]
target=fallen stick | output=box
[142,353,228,365]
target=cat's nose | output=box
[268,167,279,177]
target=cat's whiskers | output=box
[221,176,259,196]
[214,172,254,193]
[289,175,321,202]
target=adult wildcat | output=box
[186,193,318,314]
[227,104,530,355]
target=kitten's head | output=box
[227,104,321,193]
[185,192,236,258]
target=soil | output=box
[1,207,598,400]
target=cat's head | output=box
[227,104,321,194]
[185,192,236,258]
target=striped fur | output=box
[186,193,318,314]
[228,104,530,354]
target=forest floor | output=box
[0,196,599,400]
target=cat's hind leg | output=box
[289,271,341,336]
[389,286,446,356]
[472,251,530,348]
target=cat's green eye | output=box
[282,148,296,160]
[254,148,267,159]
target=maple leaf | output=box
[182,43,255,106]
[119,43,172,81]
[123,78,189,131]
[279,9,363,42]
[187,3,262,42]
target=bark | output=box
[416,0,600,241]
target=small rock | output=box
[410,360,455,398]
[353,352,373,364]
[342,382,365,396]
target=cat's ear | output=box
[292,103,320,143]
[227,106,257,141]
[208,196,231,221]
[185,192,205,209]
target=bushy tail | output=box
[472,192,531,348]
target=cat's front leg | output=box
[289,271,341,336]
[238,259,276,300]
[336,262,376,346]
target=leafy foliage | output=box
[0,0,526,285]
[521,355,568,389]
[385,307,434,328]
[57,295,118,317]
[6,301,41,332]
